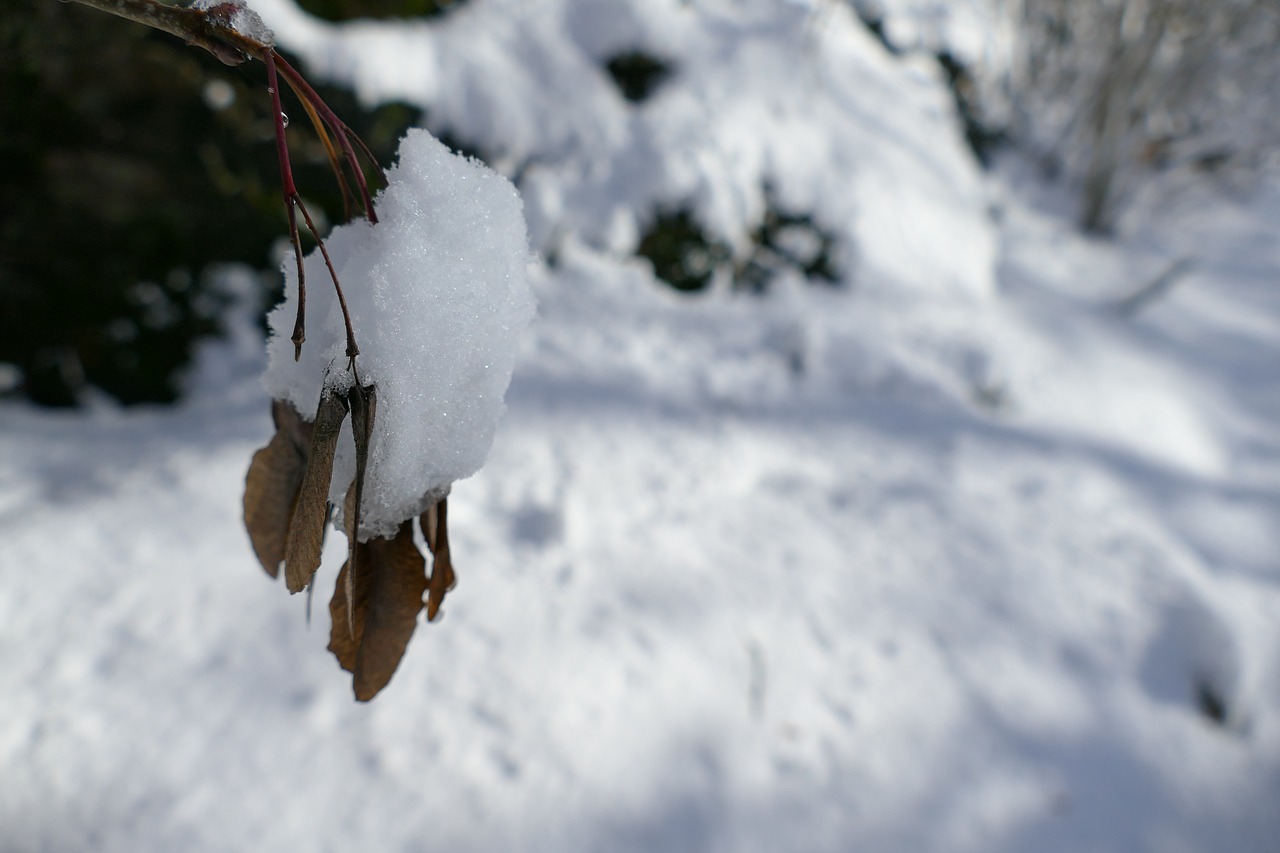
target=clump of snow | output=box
[193,0,277,46]
[230,7,276,46]
[263,129,535,539]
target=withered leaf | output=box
[272,397,316,452]
[327,543,371,674]
[243,401,312,578]
[352,519,428,701]
[421,498,456,622]
[344,383,377,638]
[284,389,349,594]
[244,385,464,702]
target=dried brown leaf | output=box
[352,520,427,701]
[422,500,439,551]
[344,383,377,636]
[284,389,348,594]
[326,544,371,674]
[272,398,315,452]
[420,498,456,622]
[242,401,311,578]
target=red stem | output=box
[266,53,308,360]
[266,50,360,362]
[295,195,360,360]
[273,52,385,224]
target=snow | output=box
[193,0,277,46]
[250,0,996,300]
[263,129,534,539]
[4,1,1280,851]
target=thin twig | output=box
[265,54,309,360]
[274,53,386,221]
[265,51,361,361]
[297,93,358,221]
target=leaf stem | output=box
[273,53,386,222]
[265,50,360,362]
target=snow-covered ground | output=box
[3,1,1279,850]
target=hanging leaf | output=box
[327,542,371,674]
[244,388,466,700]
[421,498,456,621]
[351,519,428,701]
[284,388,349,593]
[344,382,377,636]
[243,401,313,578]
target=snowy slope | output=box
[3,1,1279,851]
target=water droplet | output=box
[267,86,275,94]
[281,112,289,128]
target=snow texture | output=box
[3,1,1280,851]
[263,129,535,539]
[192,0,277,46]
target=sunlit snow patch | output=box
[263,128,535,541]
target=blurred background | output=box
[6,0,1277,407]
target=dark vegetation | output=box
[604,51,672,103]
[294,0,464,22]
[604,47,843,296]
[849,3,1006,169]
[935,51,1006,169]
[737,198,841,294]
[636,194,842,295]
[636,209,731,293]
[0,0,419,406]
